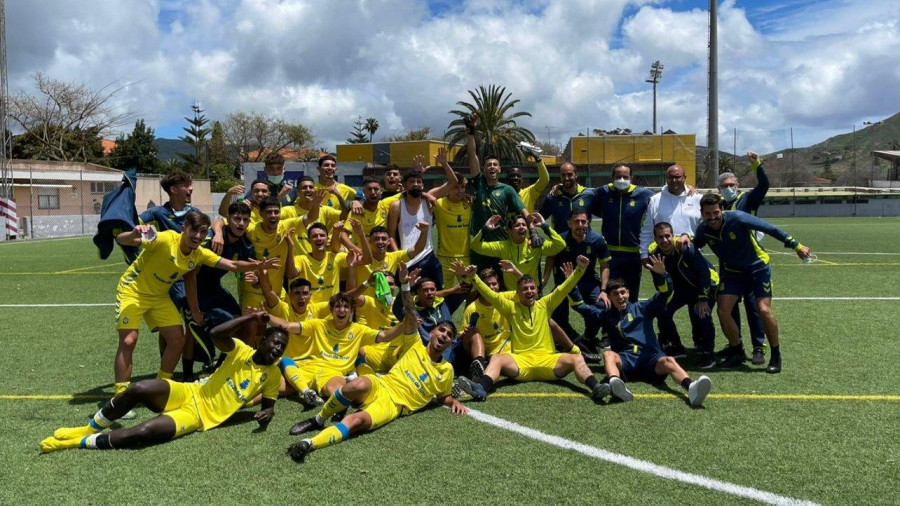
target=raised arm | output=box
[470,215,505,257]
[465,113,480,177]
[376,263,419,342]
[427,147,460,199]
[743,151,770,213]
[210,311,269,352]
[408,220,430,259]
[218,184,244,218]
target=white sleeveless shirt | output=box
[399,197,433,266]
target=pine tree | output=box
[177,103,211,175]
[346,116,369,144]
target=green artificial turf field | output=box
[1,217,898,505]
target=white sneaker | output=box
[688,375,711,407]
[609,377,633,402]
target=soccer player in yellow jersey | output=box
[289,221,367,304]
[241,195,320,311]
[40,312,285,453]
[286,296,466,463]
[460,268,515,361]
[218,179,271,226]
[507,149,550,213]
[452,257,610,402]
[316,154,361,212]
[269,269,418,410]
[281,178,346,250]
[353,224,428,298]
[345,257,419,375]
[112,211,278,403]
[471,213,565,290]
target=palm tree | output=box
[444,84,535,166]
[365,117,380,143]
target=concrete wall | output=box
[757,198,900,218]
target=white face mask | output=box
[613,178,630,191]
[267,174,284,185]
[173,208,189,218]
[721,187,738,201]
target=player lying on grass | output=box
[40,312,286,453]
[584,255,711,407]
[452,256,610,402]
[286,323,467,463]
[269,264,419,419]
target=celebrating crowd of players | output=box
[40,114,812,462]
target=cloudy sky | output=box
[7,0,899,153]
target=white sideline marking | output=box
[467,408,819,505]
[0,303,114,308]
[779,297,900,301]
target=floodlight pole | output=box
[0,0,10,201]
[708,0,719,187]
[646,61,664,134]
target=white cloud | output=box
[5,0,899,152]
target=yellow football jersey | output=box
[119,230,221,298]
[300,317,380,373]
[472,266,584,354]
[380,340,454,414]
[471,227,566,290]
[315,183,357,210]
[196,339,281,430]
[433,197,471,258]
[270,299,331,360]
[461,293,516,356]
[345,203,389,248]
[354,250,410,298]
[244,217,307,297]
[355,295,400,340]
[293,252,347,304]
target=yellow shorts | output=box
[438,255,469,288]
[161,379,203,437]
[358,376,402,430]
[509,351,564,382]
[293,362,347,395]
[115,292,182,330]
[239,292,267,313]
[484,337,511,357]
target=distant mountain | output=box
[155,138,192,162]
[694,111,900,186]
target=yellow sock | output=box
[157,370,173,380]
[114,382,130,396]
[317,389,352,421]
[309,423,348,450]
[279,358,310,392]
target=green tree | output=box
[347,116,368,144]
[383,126,436,142]
[444,84,535,165]
[209,121,229,166]
[108,119,159,173]
[209,163,241,192]
[12,125,106,163]
[178,103,210,176]
[365,117,379,142]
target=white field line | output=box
[0,236,86,246]
[0,303,114,308]
[467,408,820,506]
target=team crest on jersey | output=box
[188,260,195,269]
[437,374,444,381]
[317,276,325,285]
[260,373,268,383]
[493,322,499,330]
[240,379,250,389]
[122,316,129,325]
[729,232,736,240]
[579,199,584,206]
[347,332,355,341]
[586,246,592,255]
[627,313,634,322]
[326,263,333,271]
[456,214,462,223]
[493,191,501,197]
[630,201,636,207]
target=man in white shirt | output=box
[638,164,702,358]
